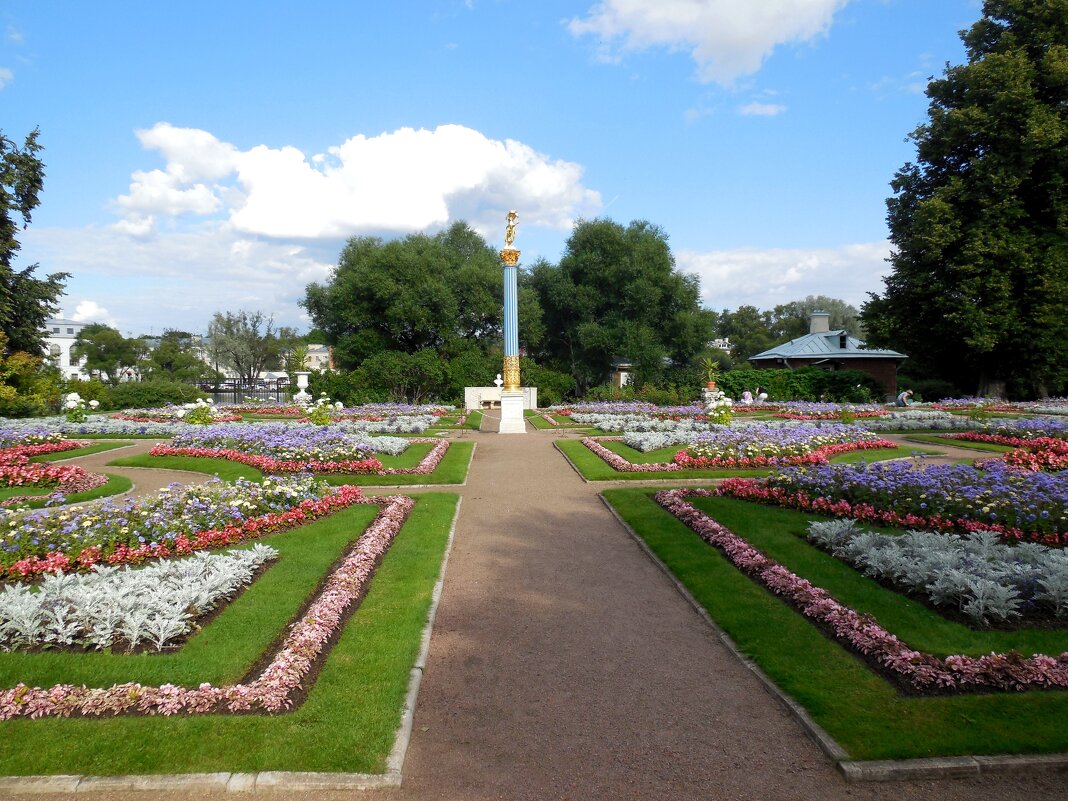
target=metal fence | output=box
[200,378,292,405]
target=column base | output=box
[498,391,526,434]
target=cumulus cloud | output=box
[569,0,850,85]
[112,122,601,240]
[738,101,786,117]
[0,68,12,91]
[677,241,891,310]
[70,300,117,327]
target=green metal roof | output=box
[748,331,906,362]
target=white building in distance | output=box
[42,318,90,380]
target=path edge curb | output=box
[597,492,1068,783]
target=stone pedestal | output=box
[498,391,526,434]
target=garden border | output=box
[599,493,1068,782]
[0,494,463,795]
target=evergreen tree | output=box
[861,0,1068,398]
[0,128,68,355]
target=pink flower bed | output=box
[673,439,897,470]
[655,488,1068,692]
[0,494,413,718]
[948,433,1068,472]
[0,441,108,508]
[580,437,897,473]
[148,438,449,476]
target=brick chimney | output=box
[809,311,830,334]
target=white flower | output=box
[88,400,100,409]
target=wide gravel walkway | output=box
[11,422,1066,800]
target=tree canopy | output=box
[302,221,542,371]
[861,0,1068,398]
[0,128,68,355]
[528,218,715,392]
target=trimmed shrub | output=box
[108,380,206,410]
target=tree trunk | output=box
[976,372,1006,399]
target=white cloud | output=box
[112,123,601,241]
[0,68,12,91]
[738,101,786,116]
[677,241,891,310]
[70,300,117,328]
[569,0,850,85]
[115,169,221,218]
[24,223,335,334]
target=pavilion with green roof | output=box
[748,312,906,397]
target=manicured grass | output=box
[0,492,458,777]
[324,441,473,486]
[604,489,1068,761]
[30,441,134,461]
[464,410,483,430]
[558,439,927,481]
[556,439,768,481]
[904,433,1014,453]
[0,474,134,509]
[108,454,263,483]
[116,442,474,486]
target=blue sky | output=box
[2,0,981,337]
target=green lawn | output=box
[604,489,1068,761]
[31,441,134,461]
[0,492,458,777]
[904,433,1014,453]
[557,439,931,481]
[0,474,133,509]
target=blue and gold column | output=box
[498,209,526,433]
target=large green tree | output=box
[861,0,1068,398]
[529,219,715,392]
[0,128,68,355]
[302,221,543,371]
[140,330,215,384]
[71,324,143,385]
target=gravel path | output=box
[8,424,1066,800]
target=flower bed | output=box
[582,424,896,472]
[0,493,413,718]
[718,461,1068,544]
[804,520,1068,626]
[772,401,889,420]
[0,475,364,580]
[0,440,108,507]
[931,397,1019,412]
[151,438,449,476]
[680,423,894,468]
[0,544,278,652]
[656,488,1068,692]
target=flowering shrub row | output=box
[0,493,413,718]
[718,460,1068,544]
[151,438,449,477]
[655,489,1068,692]
[0,475,364,580]
[675,439,896,470]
